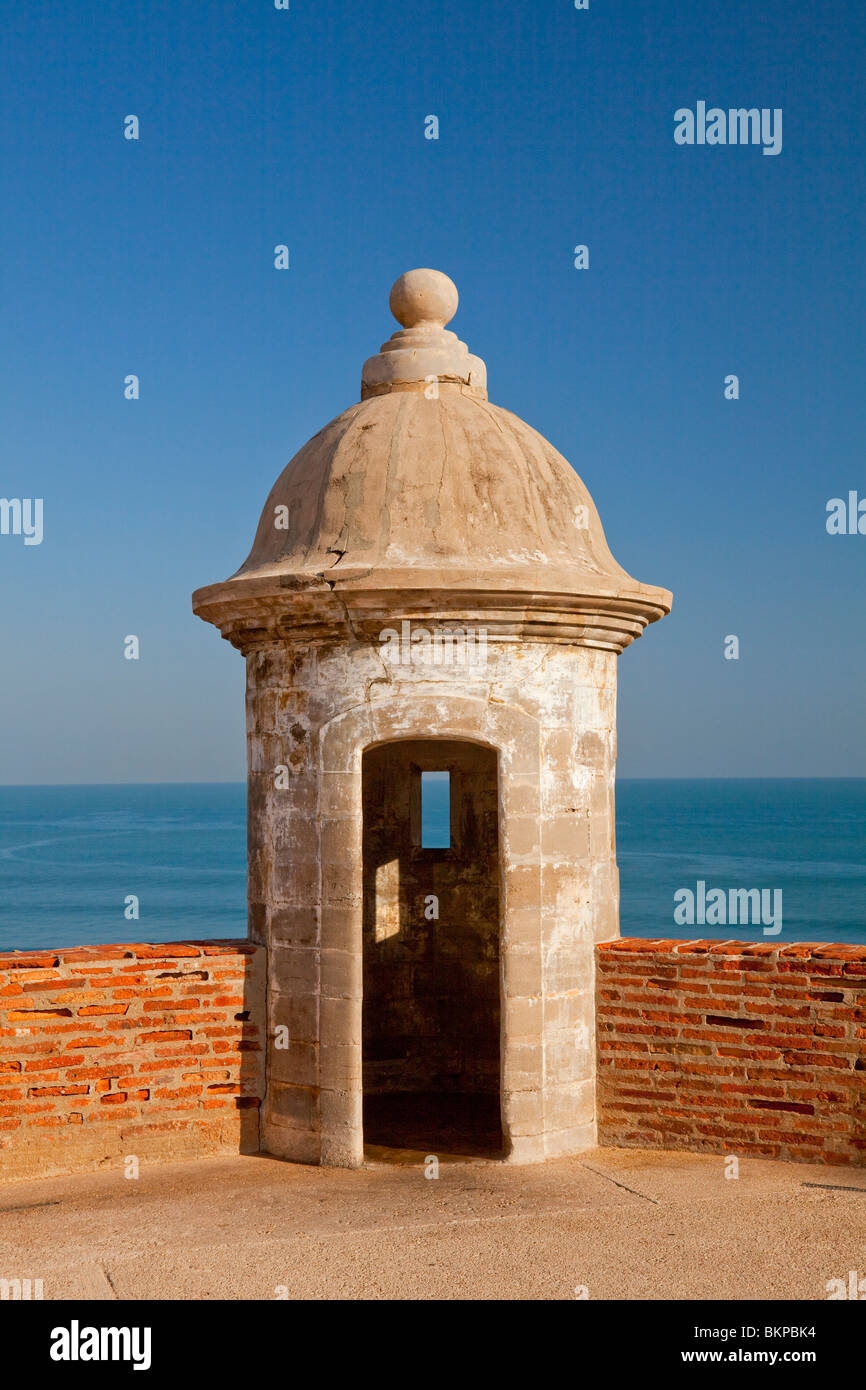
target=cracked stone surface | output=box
[192,268,671,649]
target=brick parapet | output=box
[0,940,266,1183]
[596,939,866,1165]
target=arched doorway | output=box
[361,739,502,1156]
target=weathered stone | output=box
[192,269,671,1164]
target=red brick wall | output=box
[597,940,866,1165]
[0,941,265,1184]
[5,935,864,1181]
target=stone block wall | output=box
[246,636,619,1165]
[0,941,265,1184]
[596,939,866,1165]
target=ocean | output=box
[0,780,863,951]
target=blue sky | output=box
[1,0,864,782]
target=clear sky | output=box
[1,0,864,783]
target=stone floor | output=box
[1,1145,863,1300]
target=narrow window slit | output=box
[421,770,450,848]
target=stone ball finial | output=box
[389,268,459,329]
[362,268,485,398]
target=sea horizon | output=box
[3,777,864,786]
[2,778,864,953]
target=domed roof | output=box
[193,270,671,653]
